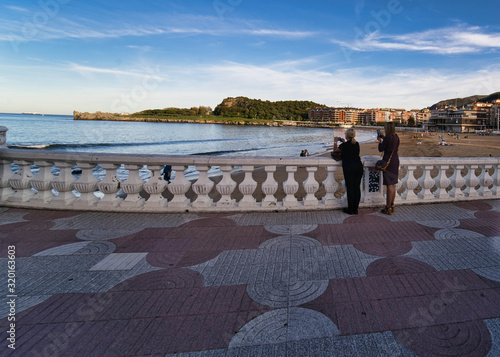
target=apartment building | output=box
[427,102,492,132]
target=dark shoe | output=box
[343,208,357,215]
[381,206,392,215]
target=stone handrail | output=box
[0,143,498,212]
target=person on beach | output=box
[377,122,400,215]
[333,128,364,215]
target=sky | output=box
[1,0,500,115]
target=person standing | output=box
[333,128,364,215]
[377,122,400,215]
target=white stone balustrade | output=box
[0,146,498,213]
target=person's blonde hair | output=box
[345,128,356,144]
[384,121,396,135]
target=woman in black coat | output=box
[333,128,364,215]
[377,122,400,215]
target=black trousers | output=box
[343,165,364,213]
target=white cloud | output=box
[333,25,500,54]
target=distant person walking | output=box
[377,122,400,215]
[333,128,364,215]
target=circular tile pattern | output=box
[74,241,116,255]
[394,321,492,357]
[417,219,461,229]
[434,228,486,240]
[33,241,91,256]
[247,280,329,308]
[229,307,339,347]
[366,257,437,276]
[259,235,321,250]
[76,229,141,241]
[264,224,318,235]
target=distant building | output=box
[427,102,492,132]
[308,107,364,124]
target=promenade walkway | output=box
[1,200,500,356]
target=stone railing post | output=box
[216,165,236,208]
[96,163,122,207]
[8,160,34,202]
[30,161,54,203]
[143,165,168,209]
[0,126,7,149]
[322,165,340,207]
[401,164,419,202]
[72,163,99,207]
[303,166,319,207]
[167,165,191,209]
[238,165,257,208]
[433,165,451,200]
[261,165,278,207]
[120,164,146,208]
[50,161,77,204]
[477,164,493,198]
[283,166,299,207]
[192,165,214,208]
[0,160,15,201]
[417,164,435,200]
[492,162,500,197]
[463,164,480,198]
[449,164,466,199]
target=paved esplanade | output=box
[1,200,500,356]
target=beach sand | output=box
[162,131,500,204]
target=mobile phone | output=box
[377,129,382,137]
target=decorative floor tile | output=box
[90,253,148,271]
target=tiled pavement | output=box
[1,200,500,356]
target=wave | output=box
[8,137,245,151]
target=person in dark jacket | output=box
[377,122,400,215]
[333,128,364,215]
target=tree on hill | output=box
[213,96,325,120]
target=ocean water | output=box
[0,113,376,157]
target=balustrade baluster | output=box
[30,161,55,203]
[8,160,34,202]
[322,166,340,207]
[216,165,236,208]
[417,165,435,200]
[401,165,419,202]
[0,160,16,201]
[167,165,191,209]
[120,164,146,208]
[492,162,500,197]
[192,165,214,208]
[449,164,466,198]
[283,166,299,207]
[261,165,278,207]
[238,165,257,208]
[303,167,319,207]
[433,165,451,200]
[72,163,99,207]
[143,165,168,209]
[50,161,77,204]
[463,164,480,198]
[96,163,122,207]
[477,164,493,197]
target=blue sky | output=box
[1,0,500,114]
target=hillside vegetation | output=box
[213,97,325,120]
[430,91,500,109]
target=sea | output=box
[0,113,376,182]
[1,113,376,157]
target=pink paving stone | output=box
[454,201,493,211]
[353,241,413,257]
